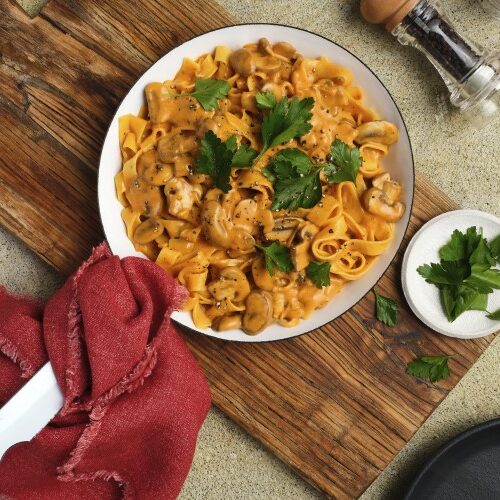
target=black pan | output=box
[404,418,500,500]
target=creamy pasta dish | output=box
[115,39,405,335]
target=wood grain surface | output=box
[0,1,494,498]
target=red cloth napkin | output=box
[0,243,211,499]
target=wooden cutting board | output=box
[0,1,494,497]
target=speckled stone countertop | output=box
[6,0,500,498]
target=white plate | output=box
[98,24,415,342]
[402,210,500,339]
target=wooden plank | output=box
[0,0,233,274]
[183,176,492,498]
[0,2,494,497]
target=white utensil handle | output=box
[0,362,63,460]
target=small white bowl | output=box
[98,24,415,342]
[402,210,500,339]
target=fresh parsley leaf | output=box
[418,227,500,323]
[469,237,495,267]
[263,149,322,211]
[464,227,483,259]
[265,148,315,177]
[440,284,488,322]
[272,172,322,211]
[374,291,398,326]
[257,96,314,161]
[417,261,470,286]
[257,242,293,276]
[169,78,230,110]
[231,143,258,168]
[196,132,257,192]
[196,131,233,192]
[262,148,314,183]
[306,261,331,288]
[323,139,362,184]
[489,234,500,264]
[486,308,500,320]
[406,355,453,382]
[225,135,238,152]
[438,227,482,262]
[255,91,277,109]
[464,264,500,294]
[439,229,467,261]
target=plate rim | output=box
[97,22,416,343]
[404,417,500,499]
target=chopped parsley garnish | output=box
[262,139,362,211]
[255,95,314,163]
[168,78,230,111]
[374,291,398,326]
[255,91,277,110]
[306,261,331,288]
[231,142,258,168]
[263,149,321,211]
[257,242,293,276]
[195,131,257,192]
[323,138,362,184]
[406,355,453,383]
[417,227,500,322]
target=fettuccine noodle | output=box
[116,38,405,335]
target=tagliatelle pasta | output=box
[116,38,406,335]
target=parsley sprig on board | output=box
[195,131,257,192]
[406,355,453,383]
[374,291,399,327]
[168,78,230,110]
[417,227,500,322]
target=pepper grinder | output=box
[361,0,499,125]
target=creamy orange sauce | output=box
[116,39,405,335]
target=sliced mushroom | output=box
[290,223,319,271]
[157,133,197,162]
[125,176,165,216]
[202,199,231,248]
[372,172,390,190]
[164,177,197,220]
[229,48,255,77]
[231,231,257,253]
[143,162,174,186]
[251,257,275,291]
[207,267,251,302]
[264,217,302,243]
[355,121,399,146]
[242,291,273,335]
[363,187,405,222]
[371,173,403,203]
[258,37,271,54]
[201,199,255,252]
[272,42,296,60]
[233,199,274,236]
[133,217,164,245]
[255,56,281,72]
[212,314,242,331]
[258,38,296,62]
